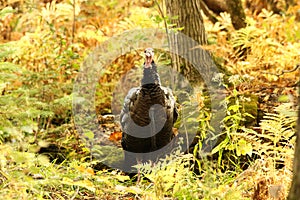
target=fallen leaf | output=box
[109,131,122,142]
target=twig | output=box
[72,0,76,43]
[70,186,80,200]
[0,170,8,180]
[154,0,171,53]
[154,0,174,85]
[263,64,300,77]
[282,64,300,73]
[155,0,169,35]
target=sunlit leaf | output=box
[84,131,94,140]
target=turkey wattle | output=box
[120,48,178,172]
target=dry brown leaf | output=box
[109,131,122,142]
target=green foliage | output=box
[0,6,15,18]
[211,74,256,166]
[0,143,130,199]
[210,72,296,175]
[137,145,246,199]
[138,148,197,199]
[0,1,81,143]
[0,44,15,60]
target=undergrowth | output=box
[0,0,299,199]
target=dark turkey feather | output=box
[120,48,178,172]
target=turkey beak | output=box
[144,50,153,68]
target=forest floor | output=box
[0,0,299,199]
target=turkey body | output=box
[120,53,178,172]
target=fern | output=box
[138,147,199,199]
[138,144,246,199]
[117,6,161,30]
[256,103,296,165]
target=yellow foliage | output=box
[206,7,300,91]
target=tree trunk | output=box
[202,0,246,30]
[288,66,300,200]
[165,0,227,156]
[202,0,228,15]
[225,0,246,29]
[165,0,207,45]
[165,0,207,85]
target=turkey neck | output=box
[133,61,165,127]
[141,61,161,87]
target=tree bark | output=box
[165,0,207,46]
[202,0,228,15]
[200,0,218,24]
[288,66,300,200]
[225,0,246,29]
[165,0,208,85]
[202,0,246,30]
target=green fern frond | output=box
[231,26,265,50]
[260,103,296,141]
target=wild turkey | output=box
[120,48,178,172]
